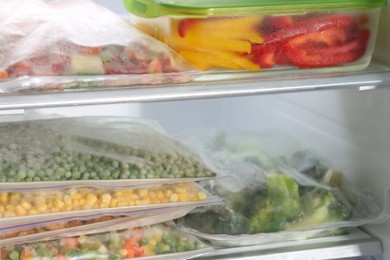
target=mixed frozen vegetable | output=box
[0,223,207,260]
[0,0,194,80]
[0,183,208,218]
[0,216,122,239]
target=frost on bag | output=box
[176,129,390,246]
[0,115,216,183]
[0,222,212,260]
[0,0,196,92]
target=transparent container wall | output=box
[130,9,381,73]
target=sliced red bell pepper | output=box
[265,14,355,44]
[260,15,295,35]
[282,29,369,68]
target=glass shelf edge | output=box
[0,63,389,110]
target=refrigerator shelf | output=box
[195,228,382,260]
[0,63,390,111]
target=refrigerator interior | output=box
[5,0,390,259]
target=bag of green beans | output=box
[0,115,216,184]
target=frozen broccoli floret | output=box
[249,173,302,233]
[287,188,352,230]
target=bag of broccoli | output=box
[176,129,390,246]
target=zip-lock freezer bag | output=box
[0,182,222,231]
[0,0,197,93]
[0,222,213,260]
[0,114,216,185]
[175,129,390,247]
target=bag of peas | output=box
[0,115,216,185]
[0,0,196,93]
[0,222,213,260]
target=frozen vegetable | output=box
[0,223,208,260]
[0,183,208,218]
[176,129,389,237]
[181,172,351,235]
[0,0,194,79]
[0,216,121,239]
[0,117,215,182]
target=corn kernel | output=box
[175,187,187,193]
[156,191,164,200]
[119,249,128,258]
[36,203,48,212]
[178,192,188,202]
[79,198,86,206]
[86,194,98,205]
[149,239,157,246]
[0,205,5,214]
[165,189,173,197]
[51,208,60,213]
[0,192,8,203]
[148,191,156,199]
[101,193,111,204]
[21,201,32,210]
[132,194,139,200]
[110,199,118,208]
[15,205,27,216]
[197,192,207,200]
[170,194,179,203]
[6,205,14,211]
[54,199,65,209]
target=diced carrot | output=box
[127,249,135,258]
[0,71,8,78]
[64,237,80,248]
[79,46,101,55]
[125,239,136,249]
[56,255,66,260]
[134,246,145,257]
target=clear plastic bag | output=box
[0,206,199,247]
[0,114,216,184]
[0,222,213,260]
[0,0,197,93]
[0,182,222,231]
[175,129,390,246]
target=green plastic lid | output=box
[122,0,387,18]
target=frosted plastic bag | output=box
[0,206,199,247]
[0,115,216,185]
[175,129,390,246]
[0,0,197,93]
[0,222,213,260]
[0,182,222,230]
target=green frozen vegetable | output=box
[249,173,302,233]
[0,119,215,182]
